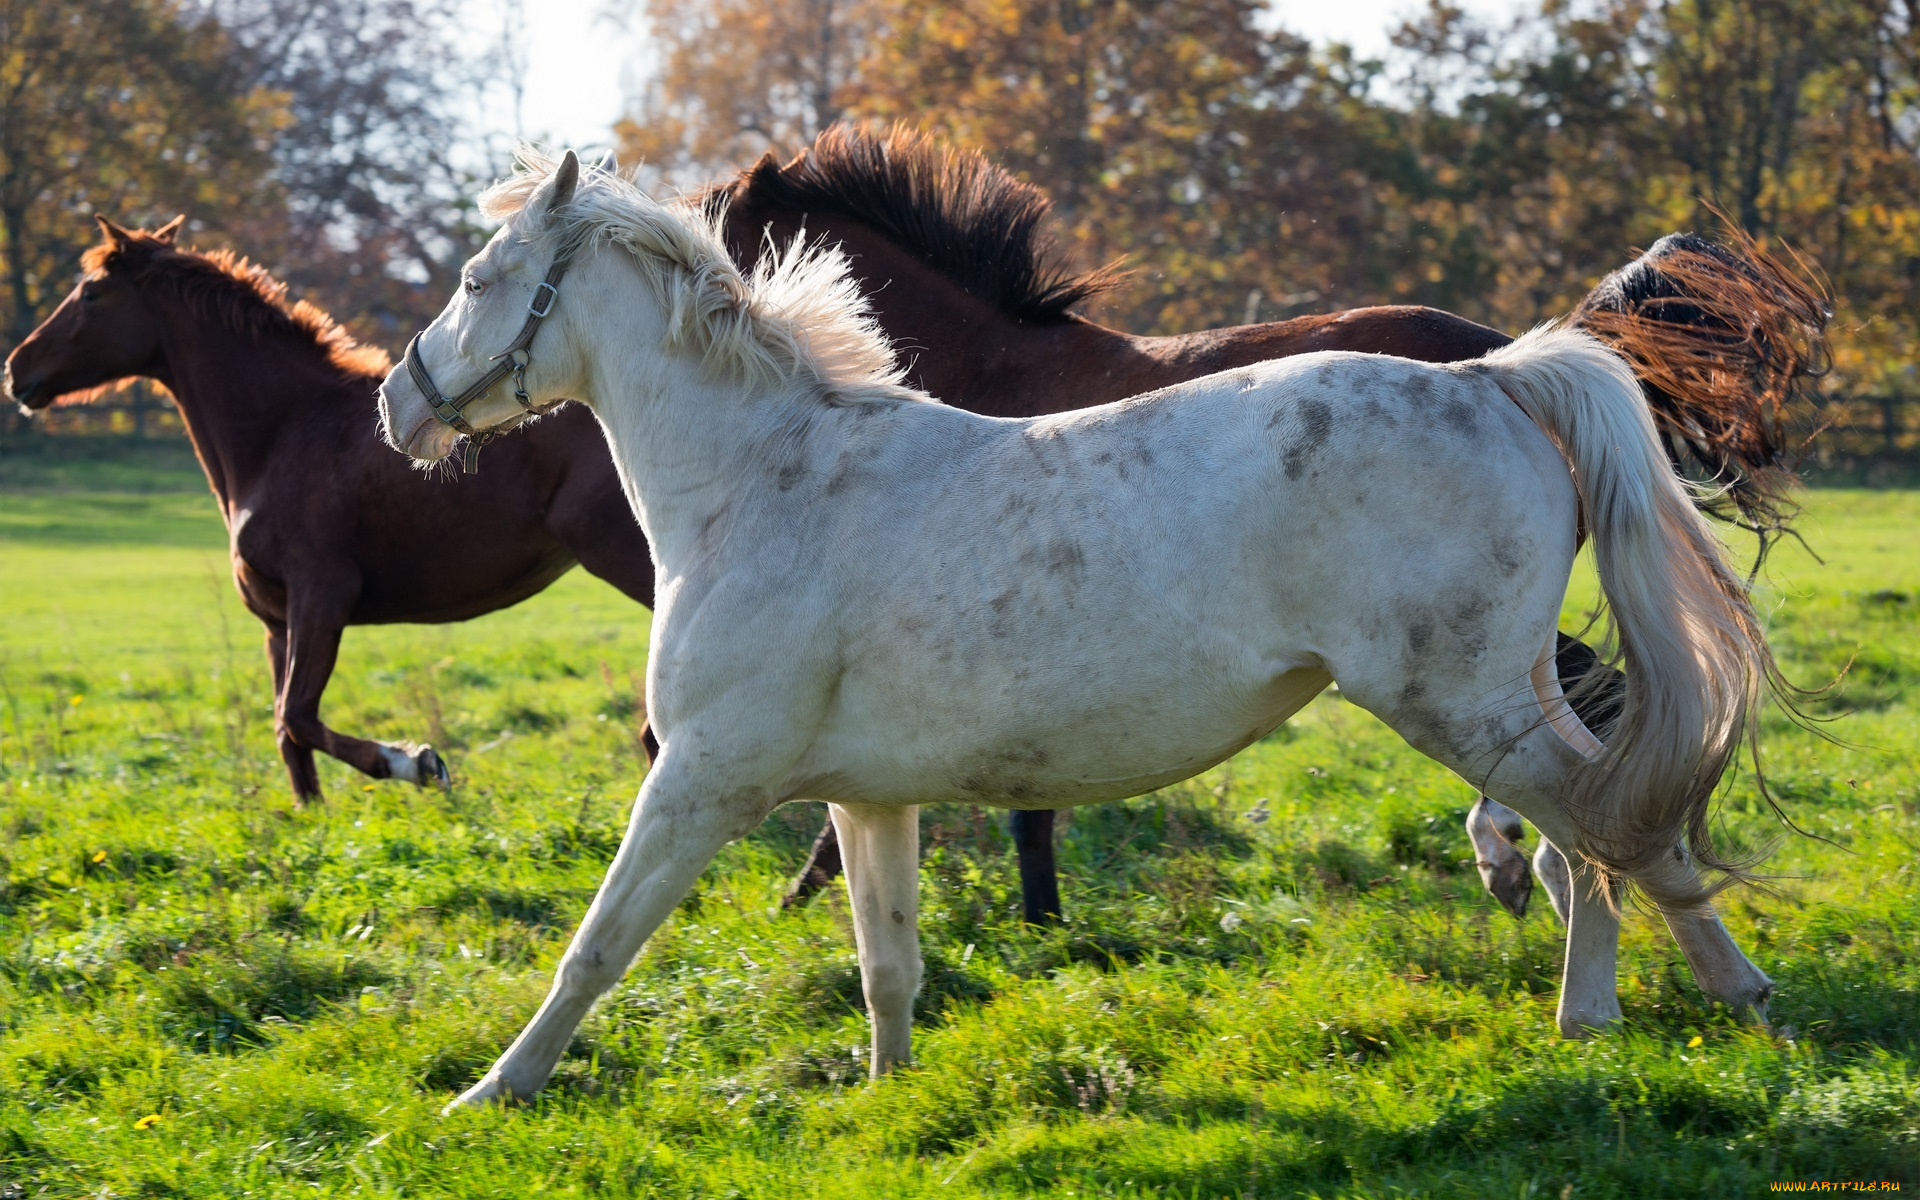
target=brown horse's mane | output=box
[708,124,1121,324]
[82,230,391,382]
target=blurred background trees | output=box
[0,0,492,359]
[4,0,1919,439]
[616,0,1920,406]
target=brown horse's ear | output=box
[154,215,186,243]
[94,213,133,245]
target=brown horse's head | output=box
[3,215,185,412]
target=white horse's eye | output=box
[464,276,486,296]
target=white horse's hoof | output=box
[442,1074,515,1114]
[1466,797,1533,918]
[1557,1005,1623,1038]
[1480,852,1533,919]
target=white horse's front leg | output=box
[830,802,922,1077]
[446,757,767,1111]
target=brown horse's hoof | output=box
[375,741,451,789]
[415,745,451,790]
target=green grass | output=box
[0,445,1914,1197]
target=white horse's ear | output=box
[523,150,581,221]
[547,150,580,214]
[593,150,617,177]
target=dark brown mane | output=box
[83,231,391,380]
[711,124,1120,324]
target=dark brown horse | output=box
[700,125,1826,921]
[3,216,656,801]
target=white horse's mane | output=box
[481,148,919,406]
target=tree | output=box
[614,0,883,177]
[0,0,281,344]
[199,0,499,342]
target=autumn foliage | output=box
[620,0,1920,399]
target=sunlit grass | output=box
[0,455,1912,1197]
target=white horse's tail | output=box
[1470,325,1777,907]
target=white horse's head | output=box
[378,149,589,463]
[381,146,913,466]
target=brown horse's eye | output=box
[80,286,99,302]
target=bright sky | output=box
[461,0,1531,155]
[1273,0,1528,61]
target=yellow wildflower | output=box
[134,1114,161,1130]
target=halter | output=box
[400,245,575,473]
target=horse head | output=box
[4,214,183,413]
[378,149,585,464]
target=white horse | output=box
[379,151,1784,1110]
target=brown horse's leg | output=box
[266,622,323,801]
[782,814,844,908]
[1012,809,1063,925]
[277,606,448,794]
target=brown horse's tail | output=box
[1569,228,1830,563]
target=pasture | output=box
[0,439,1913,1197]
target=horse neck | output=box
[147,298,360,512]
[572,257,816,568]
[721,203,1146,415]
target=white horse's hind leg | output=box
[445,758,768,1111]
[1557,860,1625,1035]
[830,802,922,1077]
[1639,847,1775,1022]
[1521,631,1772,1021]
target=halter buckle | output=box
[528,282,559,318]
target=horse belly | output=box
[797,647,1330,809]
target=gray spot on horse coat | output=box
[1442,397,1479,435]
[1282,399,1335,481]
[1021,429,1061,476]
[775,460,805,491]
[891,909,905,924]
[1045,538,1086,577]
[1491,536,1525,577]
[1362,397,1399,426]
[1447,596,1494,658]
[1408,620,1434,653]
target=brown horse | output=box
[3,216,656,801]
[701,125,1825,921]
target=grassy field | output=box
[0,439,1914,1197]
